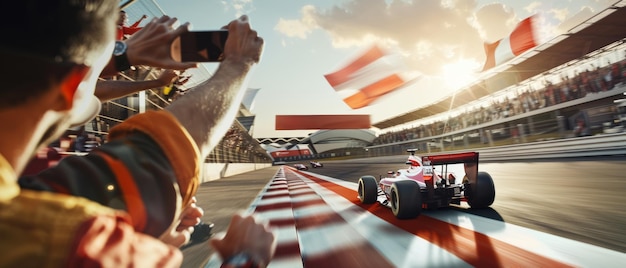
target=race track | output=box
[184,157,626,268]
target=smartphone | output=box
[179,30,228,62]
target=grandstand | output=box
[374,2,626,129]
[364,1,626,157]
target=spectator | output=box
[164,73,192,101]
[3,1,274,267]
[118,10,148,40]
[20,146,63,176]
[573,116,591,137]
[610,62,622,87]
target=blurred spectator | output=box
[164,74,192,101]
[118,10,148,40]
[573,116,591,137]
[20,147,62,176]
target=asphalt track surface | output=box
[182,156,626,267]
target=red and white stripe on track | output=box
[205,167,626,268]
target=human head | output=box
[118,10,128,26]
[1,0,118,160]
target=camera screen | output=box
[179,30,228,62]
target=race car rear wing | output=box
[422,152,479,185]
[422,152,478,165]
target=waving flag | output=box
[324,44,411,109]
[482,15,538,72]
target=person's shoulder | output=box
[18,189,119,220]
[2,190,125,266]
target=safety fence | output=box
[476,132,626,161]
[324,132,626,165]
[81,70,273,164]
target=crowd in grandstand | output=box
[373,56,626,145]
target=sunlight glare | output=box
[440,59,480,91]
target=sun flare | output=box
[440,59,481,90]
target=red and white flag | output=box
[324,44,413,109]
[481,15,539,72]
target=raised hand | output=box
[210,212,276,267]
[125,16,198,71]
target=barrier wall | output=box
[325,132,626,166]
[200,163,273,183]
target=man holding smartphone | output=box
[1,1,274,267]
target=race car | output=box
[293,163,309,170]
[310,161,324,168]
[357,148,495,219]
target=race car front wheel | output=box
[358,176,378,204]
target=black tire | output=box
[358,176,378,204]
[466,171,495,208]
[391,180,422,219]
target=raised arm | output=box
[165,15,263,158]
[165,17,276,263]
[129,14,148,28]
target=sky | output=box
[152,0,618,138]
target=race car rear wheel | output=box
[358,176,378,204]
[466,171,495,208]
[391,180,422,219]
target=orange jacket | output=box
[9,110,200,266]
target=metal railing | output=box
[476,132,626,161]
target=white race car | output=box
[310,161,324,168]
[357,149,495,219]
[293,163,309,170]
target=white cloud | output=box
[549,8,569,22]
[305,0,488,76]
[524,1,542,14]
[274,5,318,39]
[275,18,310,39]
[221,0,254,17]
[556,6,594,35]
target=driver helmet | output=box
[407,155,422,167]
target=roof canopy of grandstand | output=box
[373,2,626,129]
[300,129,377,145]
[295,129,377,154]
